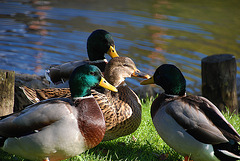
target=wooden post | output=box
[0,69,15,116]
[201,54,238,114]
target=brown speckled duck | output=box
[46,29,119,85]
[0,64,117,161]
[141,64,240,161]
[20,57,150,141]
[93,57,150,140]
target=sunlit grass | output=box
[1,98,240,161]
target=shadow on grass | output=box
[81,139,181,161]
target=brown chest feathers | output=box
[74,97,106,148]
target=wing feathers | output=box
[165,96,235,144]
[0,98,72,137]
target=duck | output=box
[140,64,240,161]
[20,57,150,141]
[0,64,117,161]
[93,57,150,141]
[46,29,119,85]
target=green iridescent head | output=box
[141,64,186,96]
[87,29,119,61]
[69,64,117,98]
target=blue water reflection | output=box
[0,0,239,95]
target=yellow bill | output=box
[131,68,151,79]
[140,76,154,85]
[99,77,118,92]
[107,45,119,58]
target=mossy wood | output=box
[201,54,238,114]
[0,69,15,116]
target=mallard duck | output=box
[140,64,240,161]
[0,64,117,161]
[20,57,150,141]
[46,29,119,85]
[93,57,150,141]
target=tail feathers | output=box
[19,86,40,104]
[45,69,66,86]
[218,150,240,159]
[213,141,240,161]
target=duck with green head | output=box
[141,64,240,161]
[20,57,150,141]
[46,29,119,85]
[0,64,117,161]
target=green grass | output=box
[1,98,240,161]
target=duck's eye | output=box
[90,72,95,76]
[123,64,129,67]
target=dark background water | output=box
[0,0,240,95]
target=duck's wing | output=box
[91,85,141,141]
[46,59,107,85]
[196,96,240,142]
[0,98,73,138]
[103,85,141,140]
[19,86,39,103]
[20,86,71,103]
[46,60,88,84]
[115,85,141,123]
[165,95,240,144]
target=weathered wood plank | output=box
[0,69,15,116]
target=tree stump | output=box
[0,69,15,116]
[201,54,238,114]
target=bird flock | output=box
[0,29,240,161]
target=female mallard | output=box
[140,64,240,161]
[46,29,119,85]
[93,57,150,141]
[0,64,117,161]
[20,57,150,141]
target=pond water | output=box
[0,0,240,95]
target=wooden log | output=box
[201,54,238,114]
[0,69,15,116]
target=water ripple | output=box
[0,0,239,95]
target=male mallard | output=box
[46,29,119,85]
[20,57,150,141]
[0,64,117,161]
[140,64,240,161]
